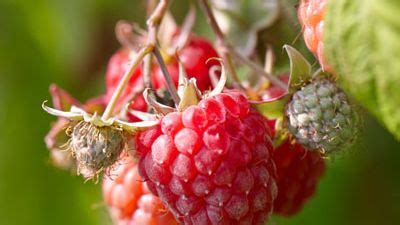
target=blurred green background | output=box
[0,1,399,225]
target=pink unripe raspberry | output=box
[102,158,177,225]
[298,0,332,72]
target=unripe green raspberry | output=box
[285,77,359,153]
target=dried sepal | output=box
[177,61,201,110]
[143,88,175,115]
[205,59,227,97]
[114,119,159,133]
[127,109,158,121]
[42,101,84,120]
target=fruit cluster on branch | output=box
[42,0,362,224]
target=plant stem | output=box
[153,47,180,105]
[101,0,171,120]
[102,46,154,120]
[146,0,180,105]
[198,0,287,90]
[142,54,153,89]
[142,0,159,89]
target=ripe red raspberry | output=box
[105,35,219,122]
[103,158,178,225]
[298,0,332,72]
[136,91,277,224]
[272,141,326,216]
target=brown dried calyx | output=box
[70,121,125,179]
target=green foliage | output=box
[325,0,400,140]
[284,45,312,93]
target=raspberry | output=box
[70,121,125,179]
[273,141,326,216]
[178,36,220,92]
[285,77,359,153]
[103,158,177,225]
[298,0,331,72]
[136,91,277,224]
[105,35,219,122]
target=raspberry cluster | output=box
[136,91,277,224]
[41,1,366,224]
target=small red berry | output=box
[136,91,277,224]
[102,158,178,225]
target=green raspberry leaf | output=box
[325,0,400,140]
[284,45,312,93]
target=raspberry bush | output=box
[40,0,379,224]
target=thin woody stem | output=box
[153,47,180,105]
[142,54,153,89]
[142,0,159,89]
[198,0,287,90]
[146,0,180,105]
[101,0,171,120]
